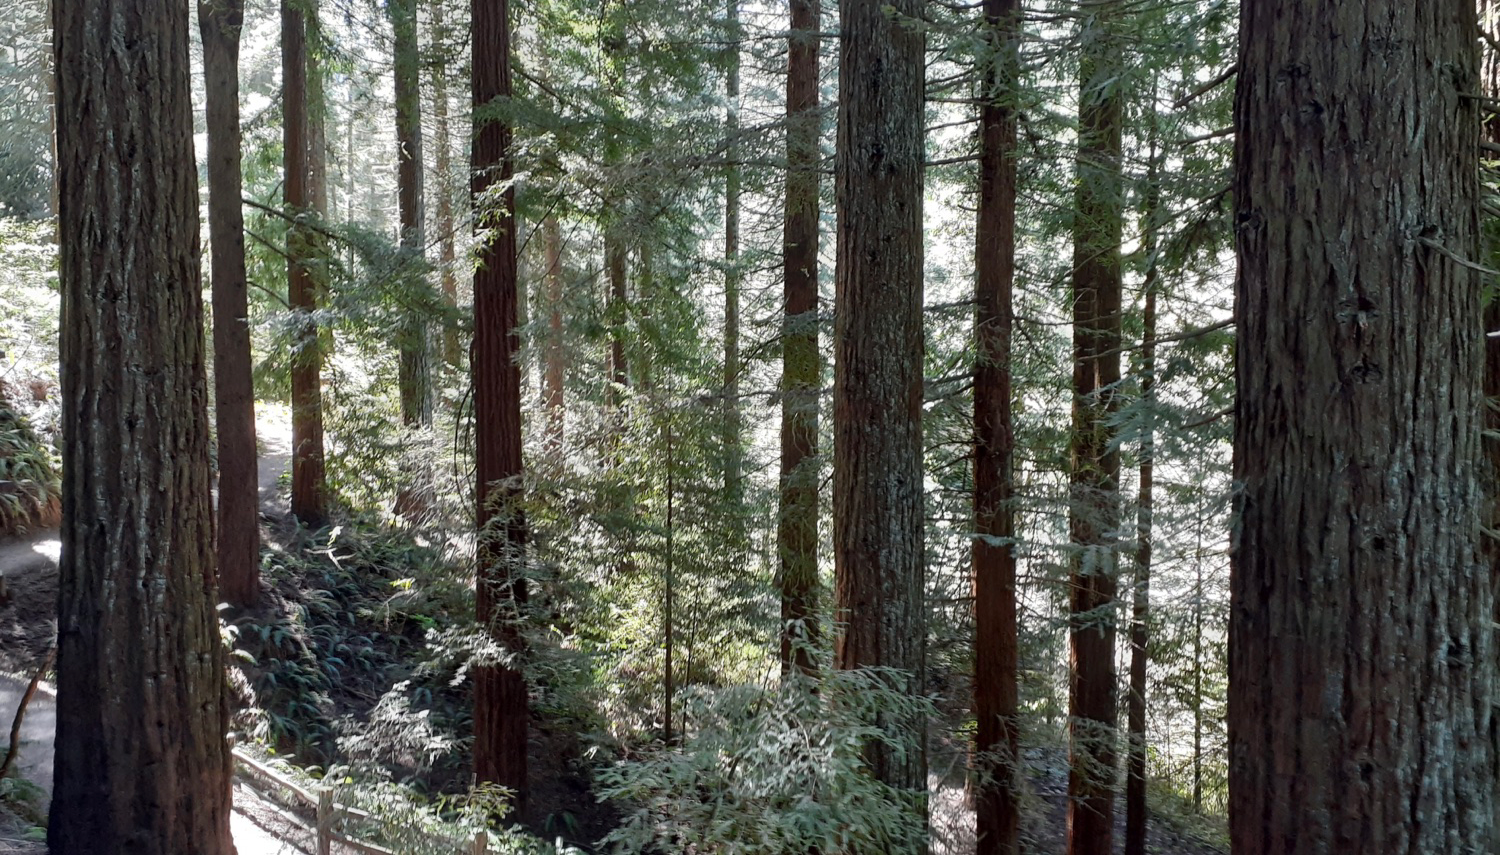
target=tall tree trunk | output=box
[1479,2,1500,838]
[779,0,820,676]
[833,0,927,835]
[543,213,566,454]
[49,0,234,848]
[1191,518,1203,814]
[607,233,629,403]
[284,0,327,526]
[1123,134,1159,855]
[972,0,1020,851]
[472,0,529,820]
[393,0,430,426]
[723,0,743,509]
[432,2,462,369]
[603,8,629,416]
[1228,1,1493,851]
[663,417,675,742]
[1066,6,1124,854]
[200,0,259,607]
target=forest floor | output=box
[0,404,1229,854]
[0,405,310,853]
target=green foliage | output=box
[236,745,564,854]
[600,670,934,855]
[0,0,49,220]
[232,522,466,763]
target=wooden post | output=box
[316,787,333,855]
[472,831,488,854]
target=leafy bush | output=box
[599,668,933,854]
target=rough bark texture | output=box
[1229,2,1493,852]
[284,0,327,526]
[49,0,235,848]
[393,0,430,426]
[472,0,529,819]
[779,0,820,676]
[543,213,566,454]
[833,0,927,821]
[972,0,1020,851]
[200,0,259,608]
[1067,7,1123,854]
[1480,3,1500,838]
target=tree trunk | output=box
[663,417,675,743]
[1066,6,1124,854]
[393,0,430,426]
[432,2,462,370]
[779,0,820,676]
[972,0,1020,851]
[200,0,259,607]
[284,0,327,527]
[1479,2,1500,839]
[607,233,629,404]
[723,0,743,510]
[472,0,529,820]
[1229,1,1493,851]
[833,0,927,832]
[49,0,235,847]
[1123,124,1160,855]
[543,213,566,455]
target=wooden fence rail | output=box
[232,746,488,854]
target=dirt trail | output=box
[0,406,303,853]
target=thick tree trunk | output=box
[393,0,430,426]
[543,213,566,455]
[472,0,529,820]
[200,0,260,607]
[972,0,1020,852]
[833,0,927,833]
[49,0,235,848]
[1066,7,1123,854]
[1229,1,1493,851]
[779,0,820,676]
[284,0,327,526]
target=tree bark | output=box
[833,0,927,832]
[1229,1,1493,851]
[542,213,566,455]
[431,2,462,370]
[779,0,820,676]
[393,0,431,426]
[1066,6,1124,854]
[50,0,235,847]
[723,0,743,511]
[284,0,327,526]
[607,232,629,405]
[972,0,1020,851]
[201,0,260,607]
[1479,2,1500,840]
[1123,147,1158,854]
[472,0,529,820]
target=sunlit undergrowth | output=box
[225,514,614,848]
[599,669,934,855]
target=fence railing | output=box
[232,747,490,855]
